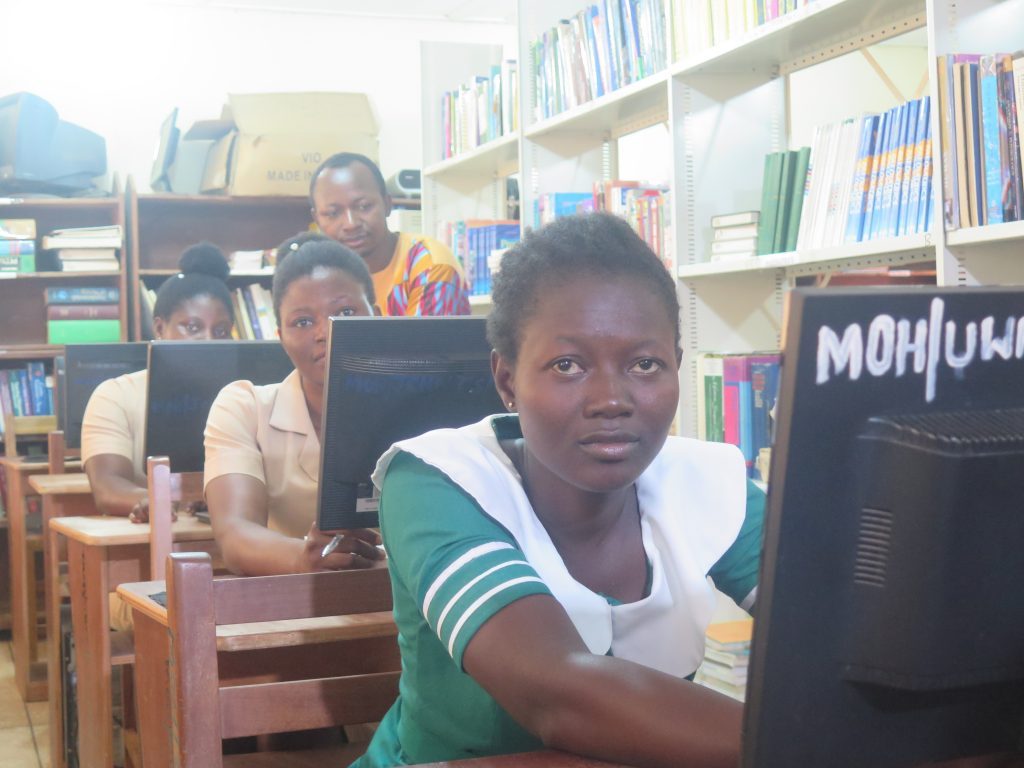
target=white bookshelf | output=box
[420,0,1024,436]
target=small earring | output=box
[507,401,515,410]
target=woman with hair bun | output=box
[81,242,235,522]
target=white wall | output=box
[4,0,515,191]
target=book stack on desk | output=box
[695,618,753,701]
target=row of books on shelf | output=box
[530,0,668,121]
[671,0,817,61]
[937,52,1024,230]
[534,182,673,264]
[44,286,122,344]
[697,351,780,479]
[442,220,521,297]
[738,95,935,260]
[0,219,123,274]
[142,280,279,340]
[695,619,753,702]
[0,361,55,435]
[441,60,519,160]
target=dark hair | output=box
[309,152,388,204]
[152,242,233,321]
[487,213,680,363]
[274,230,331,266]
[271,239,375,323]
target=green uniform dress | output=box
[353,417,764,768]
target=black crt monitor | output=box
[743,287,1024,768]
[57,343,149,449]
[317,316,505,532]
[144,341,294,473]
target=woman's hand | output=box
[298,523,385,572]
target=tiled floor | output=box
[0,636,48,767]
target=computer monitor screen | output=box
[145,341,293,472]
[317,316,504,531]
[58,343,148,449]
[742,287,1024,768]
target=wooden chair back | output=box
[4,413,58,458]
[145,456,204,580]
[47,430,66,475]
[166,552,399,767]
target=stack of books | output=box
[441,59,519,160]
[709,211,759,261]
[936,53,1024,230]
[45,286,122,343]
[695,619,753,702]
[41,224,122,273]
[0,218,36,274]
[757,148,811,255]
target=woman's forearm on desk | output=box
[206,473,305,575]
[465,596,742,768]
[84,454,147,518]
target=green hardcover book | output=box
[700,353,725,443]
[784,147,812,252]
[46,319,121,344]
[772,151,796,254]
[756,152,784,255]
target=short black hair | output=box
[152,242,233,322]
[271,239,375,323]
[274,230,331,267]
[309,152,388,204]
[487,213,679,363]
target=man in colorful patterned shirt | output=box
[310,152,470,316]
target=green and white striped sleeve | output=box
[707,478,766,612]
[379,451,553,668]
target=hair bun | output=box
[179,242,230,281]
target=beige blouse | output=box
[80,369,148,482]
[203,369,318,538]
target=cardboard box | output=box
[170,119,233,195]
[199,92,379,196]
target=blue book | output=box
[27,362,48,416]
[979,55,1004,225]
[893,99,921,237]
[879,101,909,239]
[904,96,931,236]
[871,104,901,240]
[862,108,891,241]
[45,286,120,304]
[7,371,23,417]
[16,368,32,416]
[845,114,879,243]
[585,6,605,98]
[749,356,781,477]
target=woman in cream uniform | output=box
[203,238,385,575]
[81,243,235,521]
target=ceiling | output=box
[159,0,515,23]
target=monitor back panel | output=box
[145,341,293,472]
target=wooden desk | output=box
[117,578,397,768]
[49,515,218,768]
[412,751,627,767]
[0,455,81,702]
[29,472,93,768]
